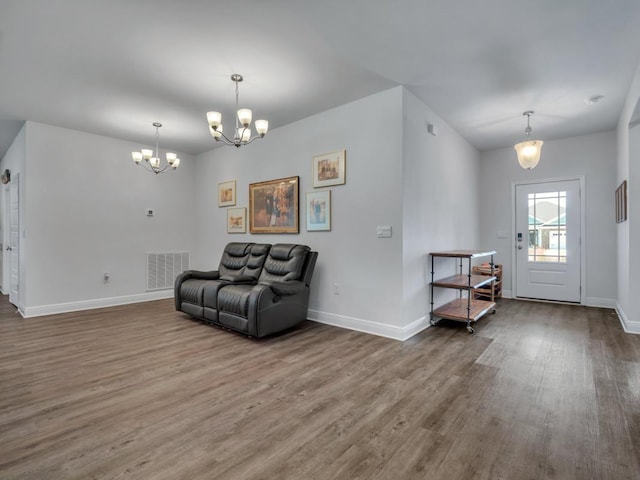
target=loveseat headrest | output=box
[269,244,308,261]
[259,244,311,282]
[225,242,254,257]
[218,242,255,276]
[244,243,271,279]
[250,244,271,256]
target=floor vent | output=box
[147,252,190,291]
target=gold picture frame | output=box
[313,150,346,187]
[249,176,299,233]
[218,180,236,207]
[227,207,246,233]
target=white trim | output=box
[511,176,586,304]
[22,290,174,318]
[307,309,429,341]
[616,303,640,334]
[585,297,617,309]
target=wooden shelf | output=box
[432,274,497,290]
[473,264,502,300]
[433,298,496,322]
[429,250,497,259]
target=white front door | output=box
[9,178,19,307]
[515,179,581,302]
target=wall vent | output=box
[146,252,190,291]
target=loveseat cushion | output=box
[180,278,210,305]
[217,284,253,317]
[258,244,310,283]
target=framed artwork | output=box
[313,149,346,187]
[249,176,299,233]
[227,207,246,233]
[616,180,627,223]
[218,180,236,207]
[306,190,331,231]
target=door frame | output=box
[8,173,20,308]
[511,176,586,305]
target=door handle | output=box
[5,246,11,251]
[518,245,523,250]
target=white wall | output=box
[193,87,408,338]
[192,86,481,339]
[616,61,640,332]
[21,122,198,316]
[401,89,480,330]
[0,123,26,301]
[478,130,617,305]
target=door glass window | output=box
[528,191,566,263]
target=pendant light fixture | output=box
[514,111,543,170]
[132,122,180,174]
[206,74,269,148]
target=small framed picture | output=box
[313,150,346,188]
[218,180,236,207]
[249,176,299,234]
[227,207,246,233]
[306,190,331,231]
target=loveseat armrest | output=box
[219,274,257,284]
[184,270,221,280]
[260,280,306,296]
[174,270,221,311]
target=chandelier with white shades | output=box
[131,122,180,174]
[206,74,269,148]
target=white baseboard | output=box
[503,290,616,309]
[22,290,174,318]
[616,303,640,334]
[586,297,617,308]
[307,309,430,341]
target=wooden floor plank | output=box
[1,297,639,479]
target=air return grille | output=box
[146,252,190,291]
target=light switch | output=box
[377,225,392,238]
[146,208,154,217]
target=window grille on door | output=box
[528,191,567,263]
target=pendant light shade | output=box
[514,139,543,169]
[514,111,543,170]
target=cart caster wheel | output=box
[466,326,475,334]
[491,309,497,314]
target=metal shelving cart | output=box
[429,250,497,333]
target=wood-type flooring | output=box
[1,297,639,479]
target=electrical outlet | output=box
[146,208,154,217]
[103,273,110,283]
[333,283,340,295]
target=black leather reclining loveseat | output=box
[174,242,318,337]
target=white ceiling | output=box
[1,0,639,158]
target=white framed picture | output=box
[312,150,345,188]
[227,207,246,233]
[306,190,331,231]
